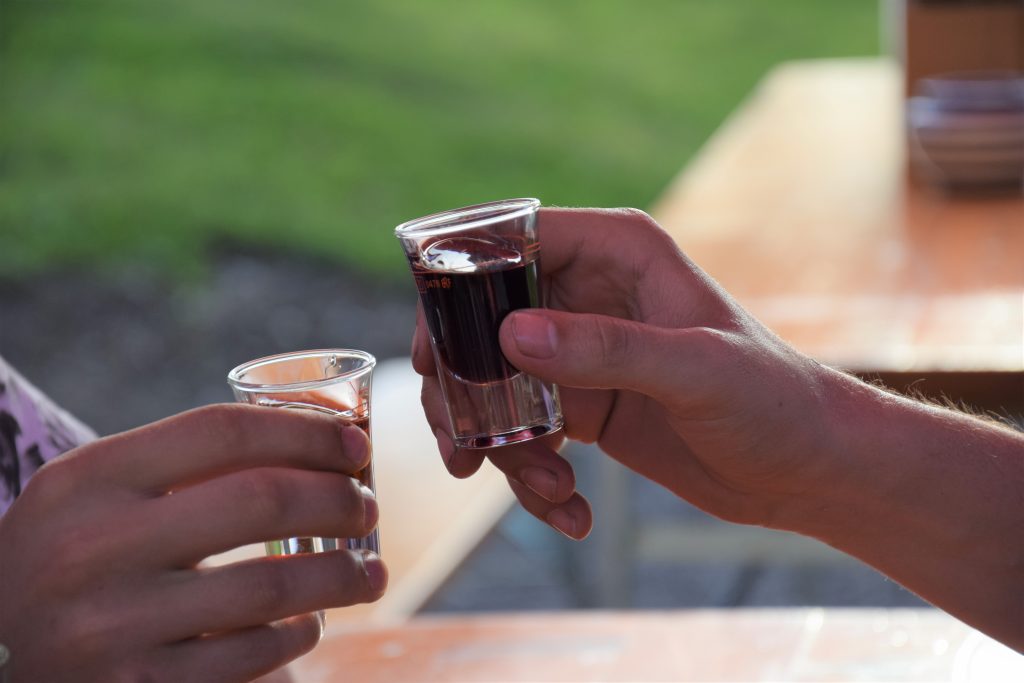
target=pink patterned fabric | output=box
[0,355,96,515]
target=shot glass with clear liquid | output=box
[396,198,563,449]
[227,349,379,557]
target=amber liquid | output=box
[260,391,378,554]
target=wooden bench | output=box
[584,57,1024,607]
[291,608,1024,682]
[652,57,1024,411]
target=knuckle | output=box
[340,427,371,471]
[62,603,123,663]
[321,475,373,539]
[614,208,671,246]
[22,455,76,506]
[609,208,678,257]
[687,326,742,373]
[341,476,369,528]
[613,206,657,230]
[245,564,293,613]
[593,319,633,366]
[58,524,103,572]
[258,613,320,667]
[292,613,323,653]
[203,401,345,465]
[193,403,254,450]
[419,377,447,423]
[37,523,108,595]
[328,551,369,603]
[236,470,293,524]
[419,378,433,410]
[558,466,577,500]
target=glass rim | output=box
[394,198,540,239]
[227,349,376,394]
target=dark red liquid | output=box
[413,241,539,384]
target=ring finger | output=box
[155,612,322,683]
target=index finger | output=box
[537,207,683,278]
[73,403,370,494]
[410,208,667,378]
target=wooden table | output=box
[652,58,1024,410]
[291,609,1024,682]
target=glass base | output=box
[440,362,563,451]
[456,419,563,449]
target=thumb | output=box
[499,309,722,402]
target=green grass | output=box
[0,0,878,281]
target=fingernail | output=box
[512,311,557,359]
[359,550,388,595]
[546,508,578,539]
[340,425,370,468]
[360,484,379,529]
[435,428,456,470]
[520,467,558,502]
[315,610,326,636]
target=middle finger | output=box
[147,468,378,567]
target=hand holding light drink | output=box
[396,198,563,449]
[227,349,380,556]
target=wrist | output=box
[769,367,1024,647]
[767,366,911,539]
[772,364,1023,560]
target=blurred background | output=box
[7,0,1012,618]
[0,0,878,433]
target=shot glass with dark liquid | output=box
[227,349,379,557]
[396,198,563,449]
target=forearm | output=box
[781,369,1024,650]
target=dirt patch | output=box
[0,250,418,436]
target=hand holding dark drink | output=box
[414,206,833,537]
[414,207,1024,651]
[397,199,563,449]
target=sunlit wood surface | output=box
[292,609,1024,682]
[652,58,1024,380]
